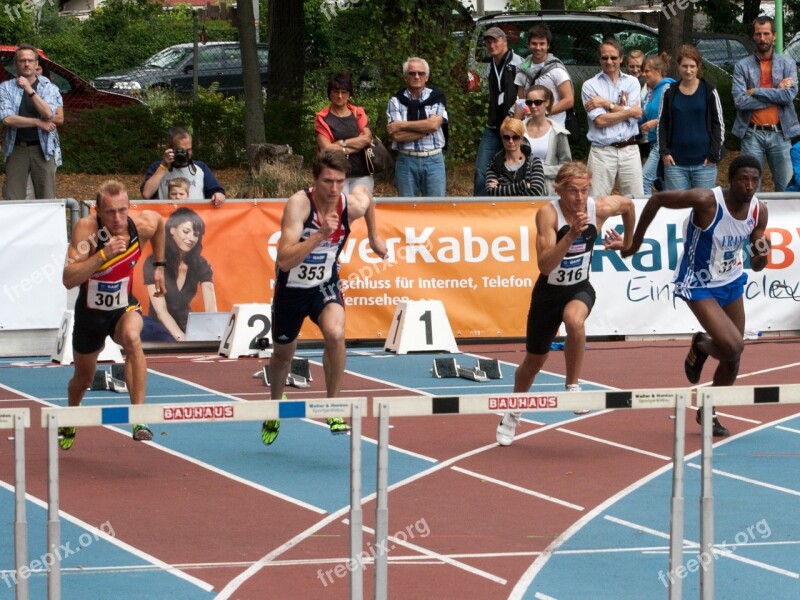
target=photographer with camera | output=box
[141,127,226,207]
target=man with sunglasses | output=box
[581,38,644,197]
[474,26,524,196]
[386,57,448,197]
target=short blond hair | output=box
[95,180,127,207]
[167,177,190,195]
[499,116,524,138]
[553,162,592,194]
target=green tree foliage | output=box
[34,0,236,80]
[0,0,37,43]
[505,0,612,10]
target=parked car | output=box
[0,46,140,114]
[92,42,269,97]
[783,32,800,68]
[467,11,732,93]
[693,32,754,73]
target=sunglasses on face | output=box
[600,55,620,61]
[525,99,546,107]
[502,134,521,142]
[406,71,426,77]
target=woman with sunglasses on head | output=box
[314,71,374,193]
[522,85,571,195]
[485,117,546,196]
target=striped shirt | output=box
[386,87,447,152]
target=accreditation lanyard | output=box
[492,52,511,105]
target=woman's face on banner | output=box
[171,220,199,253]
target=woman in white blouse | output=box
[522,85,571,195]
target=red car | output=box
[0,46,141,113]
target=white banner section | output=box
[590,198,800,336]
[0,202,68,330]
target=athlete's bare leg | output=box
[113,310,147,405]
[317,303,346,398]
[562,299,590,387]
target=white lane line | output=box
[686,463,800,497]
[0,380,327,515]
[358,523,507,585]
[451,466,584,511]
[555,428,672,461]
[606,514,800,580]
[0,480,213,592]
[776,425,800,435]
[733,361,800,381]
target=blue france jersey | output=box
[673,187,759,293]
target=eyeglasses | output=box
[406,71,426,77]
[331,89,350,95]
[525,99,546,107]
[502,134,521,142]
[600,55,620,61]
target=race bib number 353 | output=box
[287,252,335,288]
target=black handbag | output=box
[364,136,392,174]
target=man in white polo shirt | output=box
[581,38,644,197]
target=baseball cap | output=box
[484,27,507,40]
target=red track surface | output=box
[2,337,799,599]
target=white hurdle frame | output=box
[1,408,31,600]
[372,388,691,600]
[698,384,800,600]
[40,398,367,600]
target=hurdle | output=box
[1,407,31,600]
[371,388,692,600]
[697,384,800,600]
[40,398,367,600]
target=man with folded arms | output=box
[581,38,643,197]
[386,57,447,197]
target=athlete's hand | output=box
[152,269,166,298]
[319,212,340,238]
[602,228,624,251]
[620,239,641,258]
[369,235,388,259]
[102,236,128,259]
[569,212,590,238]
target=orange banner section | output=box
[130,200,545,340]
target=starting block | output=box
[385,300,458,355]
[90,364,128,393]
[51,310,124,365]
[260,357,312,388]
[432,357,502,383]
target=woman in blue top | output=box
[658,44,725,191]
[638,52,674,195]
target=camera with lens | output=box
[172,148,190,169]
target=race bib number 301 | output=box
[87,277,129,311]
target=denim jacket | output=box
[732,52,800,140]
[0,75,63,165]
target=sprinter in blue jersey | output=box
[623,155,770,436]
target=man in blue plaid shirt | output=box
[386,57,447,197]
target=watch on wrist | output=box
[153,261,167,267]
[28,91,36,98]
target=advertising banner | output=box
[122,196,800,340]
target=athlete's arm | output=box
[749,201,770,272]
[596,195,635,251]
[349,186,388,258]
[136,211,166,298]
[621,189,714,258]
[535,203,587,275]
[62,217,107,289]
[276,191,329,271]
